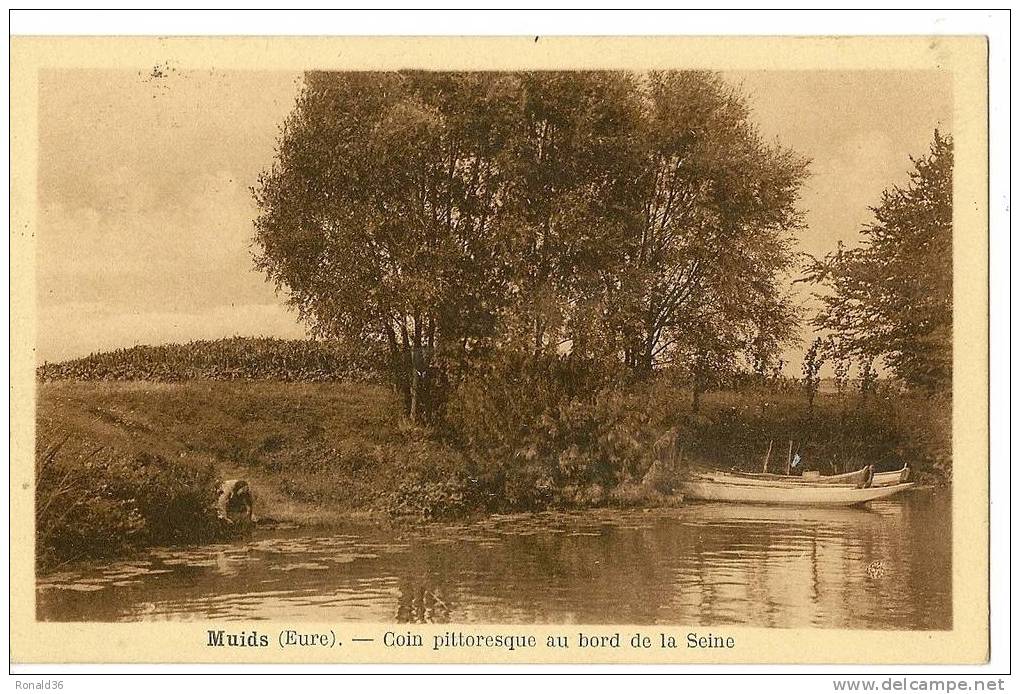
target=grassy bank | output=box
[35,379,469,568]
[36,376,950,568]
[36,380,462,516]
[33,379,446,567]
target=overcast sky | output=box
[36,68,951,365]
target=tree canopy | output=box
[803,130,953,393]
[253,70,809,420]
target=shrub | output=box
[109,451,222,545]
[436,355,951,516]
[36,444,145,568]
[438,353,683,512]
[386,476,478,520]
[36,442,225,569]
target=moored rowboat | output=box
[680,478,914,506]
[721,465,872,487]
[722,464,910,488]
[696,470,871,489]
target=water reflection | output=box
[37,490,951,629]
[396,585,452,623]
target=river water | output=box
[37,489,951,629]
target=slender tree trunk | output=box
[383,320,408,413]
[409,362,419,423]
[398,319,413,419]
[691,360,707,413]
[409,315,422,423]
[762,440,773,473]
[642,332,655,373]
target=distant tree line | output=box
[36,337,369,383]
[253,71,809,422]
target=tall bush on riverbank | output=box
[36,442,225,569]
[430,354,686,511]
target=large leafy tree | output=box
[253,72,519,422]
[804,131,952,393]
[254,70,809,420]
[620,71,808,385]
[498,72,645,359]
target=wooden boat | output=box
[873,464,911,487]
[722,465,872,487]
[680,477,914,507]
[696,469,871,489]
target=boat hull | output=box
[707,466,871,488]
[873,466,911,487]
[680,480,915,507]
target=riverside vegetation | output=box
[35,339,950,570]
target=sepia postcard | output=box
[10,35,989,665]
